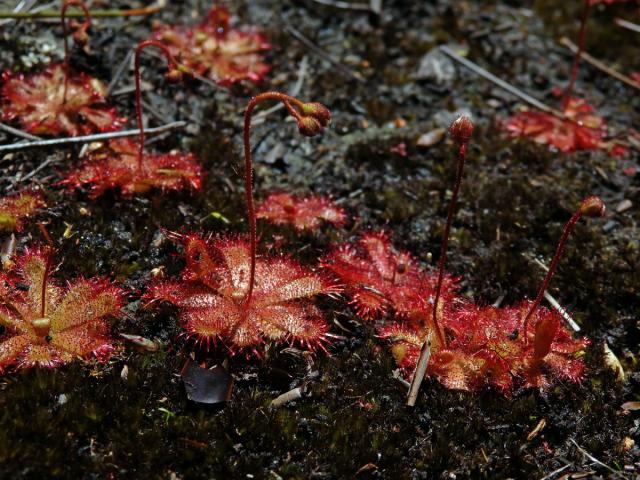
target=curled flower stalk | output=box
[133,40,189,170]
[242,92,331,305]
[61,0,91,103]
[145,93,335,354]
[60,40,203,197]
[522,195,606,342]
[0,0,123,136]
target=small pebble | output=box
[616,199,632,213]
[603,220,618,233]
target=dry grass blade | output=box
[440,45,563,117]
[569,438,630,478]
[406,332,432,407]
[0,121,186,153]
[615,18,640,34]
[0,4,164,19]
[560,37,640,91]
[0,122,41,141]
[310,0,372,11]
[285,25,365,83]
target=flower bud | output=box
[449,115,474,144]
[301,102,331,127]
[297,116,323,137]
[579,195,606,217]
[31,317,51,337]
[165,68,184,83]
[72,29,89,46]
[68,19,82,30]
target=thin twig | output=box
[0,4,164,19]
[0,121,186,153]
[531,257,581,332]
[538,463,571,480]
[569,438,629,478]
[285,25,365,83]
[492,293,506,308]
[560,37,640,91]
[439,45,563,117]
[543,291,580,332]
[106,50,133,96]
[440,44,637,152]
[309,0,372,11]
[0,122,41,141]
[18,157,55,183]
[0,0,36,26]
[615,17,640,34]
[392,369,410,389]
[406,332,432,407]
[110,83,152,97]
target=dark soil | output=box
[0,1,639,479]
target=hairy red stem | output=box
[242,92,330,305]
[133,40,183,171]
[40,251,53,318]
[432,117,473,347]
[563,0,591,111]
[522,196,605,343]
[242,93,304,304]
[61,0,91,104]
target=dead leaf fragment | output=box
[120,333,159,352]
[355,463,378,476]
[527,418,547,441]
[603,342,625,382]
[622,437,635,451]
[621,401,640,411]
[270,387,304,408]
